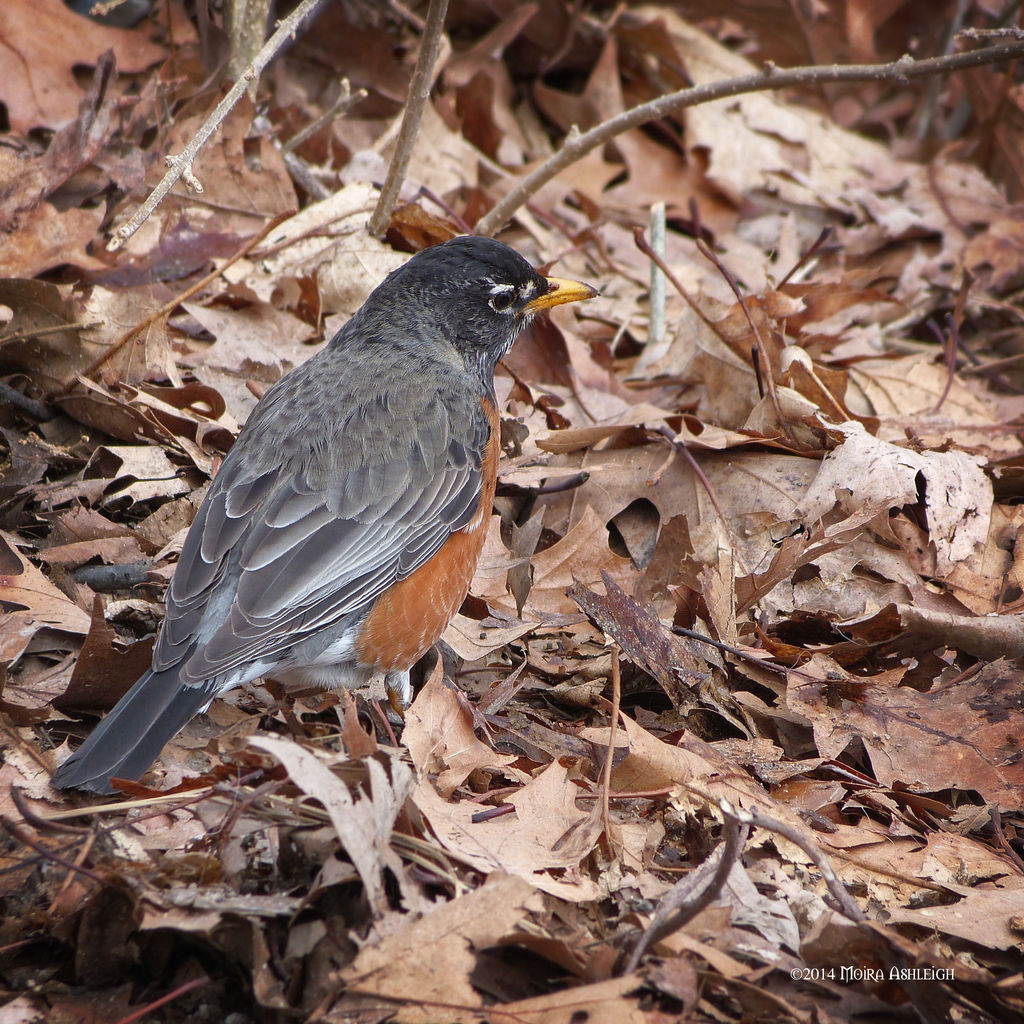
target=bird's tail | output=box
[51,669,216,794]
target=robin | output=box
[52,235,596,794]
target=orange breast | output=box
[355,397,499,672]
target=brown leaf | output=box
[414,759,602,901]
[0,0,168,132]
[56,596,153,711]
[570,572,707,711]
[403,663,518,796]
[788,658,1024,811]
[331,874,539,1024]
[248,736,414,915]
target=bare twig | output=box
[474,39,1024,236]
[225,0,271,87]
[600,647,622,843]
[1,815,108,887]
[0,320,102,346]
[960,26,1024,40]
[79,211,292,384]
[283,79,368,154]
[651,422,751,577]
[776,225,832,288]
[928,313,959,413]
[113,976,211,1024]
[913,0,971,140]
[0,380,51,420]
[691,210,793,442]
[632,225,715,329]
[624,814,748,973]
[725,800,948,1024]
[367,0,451,236]
[107,0,327,251]
[989,807,1024,875]
[648,201,666,346]
[728,801,865,922]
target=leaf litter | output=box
[2,2,1024,1023]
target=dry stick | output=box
[79,211,292,384]
[649,420,752,579]
[726,801,948,1024]
[283,79,367,153]
[225,0,272,86]
[648,201,667,346]
[0,816,108,887]
[112,977,211,1024]
[776,225,832,289]
[989,807,1024,875]
[600,647,623,843]
[0,381,50,420]
[107,0,327,252]
[624,815,748,974]
[632,227,718,332]
[474,38,1024,236]
[367,0,451,237]
[731,801,865,922]
[929,313,959,413]
[692,218,793,442]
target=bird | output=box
[52,235,596,794]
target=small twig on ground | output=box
[726,800,950,1024]
[283,78,367,153]
[913,0,971,140]
[776,225,832,288]
[367,0,451,236]
[647,201,666,346]
[1,815,108,887]
[989,807,1024,875]
[474,38,1024,236]
[928,313,959,413]
[727,801,864,922]
[651,422,751,577]
[112,976,211,1024]
[0,320,102,346]
[0,380,51,420]
[225,0,272,87]
[689,199,793,441]
[600,647,622,843]
[632,226,716,329]
[624,814,748,973]
[79,211,292,385]
[959,26,1024,40]
[107,0,327,251]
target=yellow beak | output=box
[524,276,598,314]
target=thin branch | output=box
[647,201,667,345]
[600,647,622,843]
[777,225,832,288]
[624,814,748,973]
[79,211,292,385]
[691,213,793,442]
[728,801,865,922]
[107,0,328,251]
[367,0,451,237]
[283,78,368,154]
[474,39,1024,236]
[225,0,271,86]
[112,976,211,1024]
[0,815,108,887]
[632,225,715,329]
[649,420,751,577]
[0,380,51,420]
[724,800,949,1024]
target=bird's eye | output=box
[489,289,515,312]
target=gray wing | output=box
[153,372,489,686]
